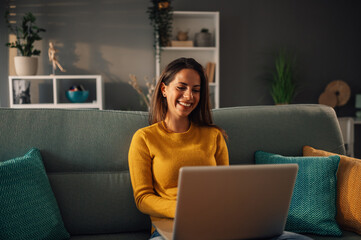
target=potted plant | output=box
[5,11,46,75]
[270,49,297,104]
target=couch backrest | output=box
[212,104,345,165]
[0,108,151,235]
[0,104,345,235]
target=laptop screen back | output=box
[173,164,298,240]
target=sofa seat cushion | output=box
[48,171,150,235]
[255,151,342,236]
[69,231,150,240]
[0,148,70,240]
[306,230,361,240]
[303,146,361,235]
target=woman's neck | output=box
[164,116,190,133]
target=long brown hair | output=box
[149,57,227,138]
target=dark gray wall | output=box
[173,0,361,117]
[1,0,361,116]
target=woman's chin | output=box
[175,105,193,117]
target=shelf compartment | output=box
[9,75,103,109]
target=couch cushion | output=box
[69,231,150,240]
[212,105,345,165]
[0,148,70,240]
[303,146,361,235]
[48,172,150,235]
[306,230,361,240]
[255,151,342,236]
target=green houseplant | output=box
[270,49,296,104]
[5,11,46,75]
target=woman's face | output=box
[161,68,201,120]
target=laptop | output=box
[152,164,298,240]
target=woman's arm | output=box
[215,130,229,166]
[128,130,176,219]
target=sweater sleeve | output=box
[215,130,229,166]
[128,130,176,219]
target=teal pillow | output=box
[0,148,70,240]
[255,151,342,236]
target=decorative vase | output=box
[194,31,212,47]
[14,56,38,76]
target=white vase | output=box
[14,56,38,76]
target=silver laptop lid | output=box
[173,164,298,240]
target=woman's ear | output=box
[161,83,167,97]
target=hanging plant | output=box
[147,0,173,49]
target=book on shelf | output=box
[171,40,194,47]
[205,62,216,83]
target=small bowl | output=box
[66,90,89,103]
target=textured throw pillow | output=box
[0,148,70,240]
[255,151,342,236]
[303,145,361,235]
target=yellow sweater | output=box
[128,121,229,221]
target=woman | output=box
[128,58,311,240]
[128,57,229,239]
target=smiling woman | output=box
[128,57,229,239]
[149,58,214,128]
[160,68,201,132]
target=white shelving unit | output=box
[9,75,103,109]
[156,11,220,108]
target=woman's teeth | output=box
[179,102,191,107]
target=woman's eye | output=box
[193,89,200,93]
[177,87,186,90]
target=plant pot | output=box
[14,56,38,76]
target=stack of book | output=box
[205,62,216,83]
[171,41,194,47]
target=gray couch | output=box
[0,104,360,240]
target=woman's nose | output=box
[183,89,193,99]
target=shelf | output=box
[173,11,218,16]
[162,47,216,51]
[156,11,220,108]
[10,103,100,109]
[9,75,103,109]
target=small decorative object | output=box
[66,85,89,103]
[13,79,31,104]
[355,94,361,118]
[48,42,66,75]
[170,31,193,47]
[270,49,296,105]
[147,0,173,60]
[177,31,189,41]
[5,11,46,75]
[128,74,156,109]
[194,28,212,47]
[319,80,351,108]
